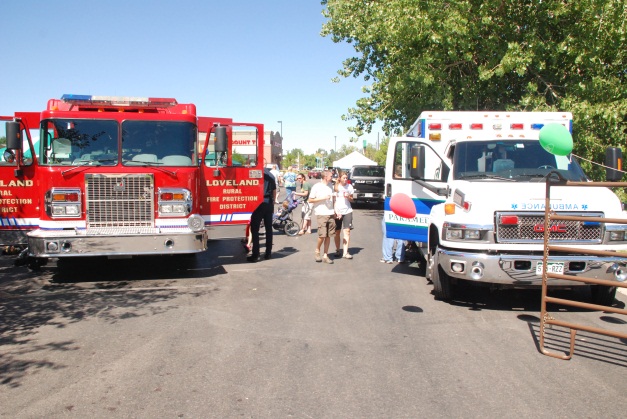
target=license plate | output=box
[536,261,565,275]
[364,193,373,197]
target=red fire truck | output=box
[3,94,264,267]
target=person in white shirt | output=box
[333,172,355,259]
[269,164,281,203]
[308,170,336,264]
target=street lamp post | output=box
[334,136,337,153]
[277,121,283,168]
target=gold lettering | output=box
[0,179,34,187]
[205,179,260,187]
[221,195,258,202]
[219,204,247,209]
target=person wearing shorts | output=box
[308,170,336,264]
[294,174,314,235]
[333,172,355,259]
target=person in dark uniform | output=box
[247,168,277,262]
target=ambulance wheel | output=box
[429,247,452,300]
[590,285,616,306]
[284,221,300,237]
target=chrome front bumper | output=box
[437,248,627,287]
[27,229,207,258]
[352,192,384,202]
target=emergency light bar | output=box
[61,94,178,107]
[426,122,566,132]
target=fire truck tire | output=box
[590,285,617,306]
[429,247,452,301]
[172,253,198,268]
[28,257,48,271]
[284,221,300,237]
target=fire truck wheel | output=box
[590,285,617,306]
[28,257,48,271]
[171,253,199,269]
[429,247,452,301]
[284,221,300,237]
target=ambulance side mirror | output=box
[214,126,228,153]
[409,145,425,179]
[605,147,623,182]
[6,122,21,150]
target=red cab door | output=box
[199,122,264,239]
[0,112,40,246]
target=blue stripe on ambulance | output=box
[384,196,443,243]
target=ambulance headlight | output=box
[464,230,481,240]
[444,224,483,241]
[446,229,463,240]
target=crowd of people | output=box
[244,165,407,265]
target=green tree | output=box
[373,136,389,166]
[321,0,627,179]
[283,148,307,169]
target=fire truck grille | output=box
[495,212,604,244]
[85,174,154,228]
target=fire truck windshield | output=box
[41,119,118,166]
[452,140,588,182]
[38,119,197,167]
[122,121,196,166]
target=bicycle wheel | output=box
[284,221,300,237]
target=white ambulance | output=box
[384,111,627,303]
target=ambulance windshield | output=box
[453,140,588,181]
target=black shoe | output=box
[264,253,272,260]
[247,255,260,263]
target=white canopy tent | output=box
[332,151,377,169]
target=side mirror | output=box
[605,147,623,182]
[3,149,16,163]
[214,126,227,153]
[409,145,425,179]
[6,121,21,150]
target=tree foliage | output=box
[281,142,386,170]
[321,0,626,179]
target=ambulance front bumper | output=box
[27,228,207,258]
[437,248,627,287]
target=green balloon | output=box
[539,123,573,156]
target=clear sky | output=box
[0,0,382,155]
